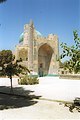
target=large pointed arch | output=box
[38,43,53,76]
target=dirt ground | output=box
[0,98,80,120]
[0,77,80,119]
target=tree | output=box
[59,60,64,68]
[0,50,13,67]
[0,50,30,92]
[0,0,7,26]
[0,0,6,3]
[4,60,30,92]
[60,31,80,74]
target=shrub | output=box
[19,75,39,85]
[0,71,6,77]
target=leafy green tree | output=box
[59,60,64,68]
[0,0,7,26]
[0,0,6,3]
[0,50,30,92]
[4,60,30,92]
[60,31,80,73]
[0,50,13,67]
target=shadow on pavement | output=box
[0,86,41,110]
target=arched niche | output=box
[38,43,53,76]
[19,48,28,61]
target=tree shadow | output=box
[0,86,41,110]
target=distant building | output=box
[15,20,59,76]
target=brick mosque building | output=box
[15,20,59,76]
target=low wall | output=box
[59,74,80,80]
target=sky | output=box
[0,0,80,53]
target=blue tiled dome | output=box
[36,30,42,36]
[19,33,24,43]
[19,30,42,43]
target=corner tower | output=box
[28,20,34,71]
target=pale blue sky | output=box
[0,0,80,52]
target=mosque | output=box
[15,20,59,76]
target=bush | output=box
[18,75,39,85]
[0,71,6,77]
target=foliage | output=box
[59,60,64,68]
[3,60,30,90]
[0,0,6,3]
[19,75,39,85]
[0,50,14,76]
[60,31,80,73]
[0,49,30,91]
[0,50,13,66]
[4,62,23,78]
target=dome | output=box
[19,30,42,43]
[19,33,24,43]
[35,30,42,36]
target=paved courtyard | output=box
[0,76,80,119]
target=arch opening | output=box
[19,48,28,61]
[38,43,53,76]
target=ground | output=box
[0,76,80,119]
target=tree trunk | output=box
[10,76,13,93]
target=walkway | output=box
[0,76,80,119]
